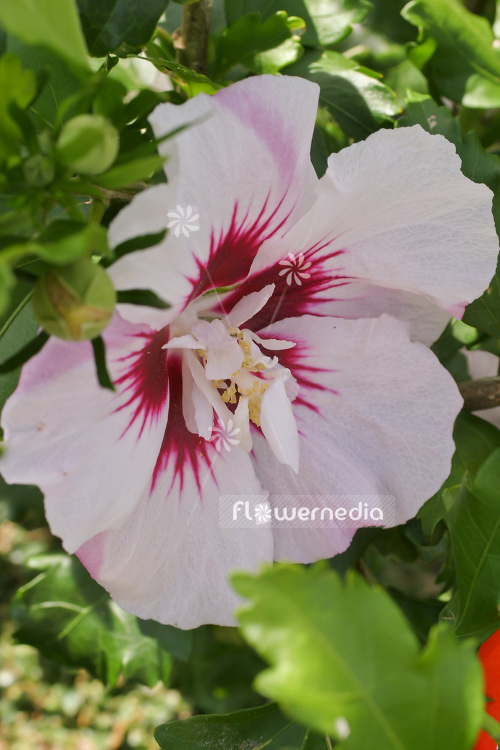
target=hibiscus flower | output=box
[0,76,497,628]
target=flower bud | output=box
[56,115,119,175]
[33,259,116,341]
[23,154,55,186]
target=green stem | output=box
[88,198,107,225]
[482,710,500,742]
[177,0,213,74]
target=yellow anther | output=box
[222,384,237,404]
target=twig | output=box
[176,0,213,74]
[459,377,500,411]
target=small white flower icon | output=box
[278,252,312,286]
[167,204,200,238]
[254,502,272,525]
[208,419,241,452]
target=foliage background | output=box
[2,0,500,748]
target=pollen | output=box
[247,381,269,427]
[221,384,237,404]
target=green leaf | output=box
[0,283,37,424]
[172,625,266,714]
[0,0,90,75]
[234,564,483,749]
[155,703,329,749]
[402,0,500,107]
[93,154,164,189]
[419,411,500,535]
[11,554,191,686]
[91,336,115,391]
[76,0,169,57]
[116,289,171,309]
[225,0,373,48]
[213,12,303,78]
[111,228,167,262]
[0,53,37,160]
[463,258,500,339]
[444,449,500,641]
[284,50,399,140]
[0,330,49,375]
[7,38,82,126]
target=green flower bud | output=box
[33,258,116,341]
[23,154,55,186]
[57,115,119,175]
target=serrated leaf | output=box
[285,50,399,139]
[76,0,169,57]
[155,703,329,750]
[443,450,500,641]
[233,564,483,750]
[213,12,303,78]
[225,0,373,48]
[0,0,90,75]
[402,0,500,107]
[11,554,191,686]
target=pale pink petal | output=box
[109,75,319,319]
[251,313,463,562]
[0,315,169,551]
[227,126,497,340]
[78,447,273,628]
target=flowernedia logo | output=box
[219,495,396,528]
[167,204,200,238]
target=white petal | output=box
[225,285,275,328]
[181,355,213,439]
[205,341,243,380]
[260,378,299,473]
[232,396,253,452]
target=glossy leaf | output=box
[0,53,37,160]
[0,283,37,423]
[402,0,500,107]
[11,554,191,687]
[234,564,483,749]
[7,38,82,126]
[155,703,330,749]
[225,0,373,48]
[213,12,303,77]
[419,411,500,536]
[284,50,399,139]
[0,0,90,75]
[76,0,169,57]
[444,449,500,641]
[93,155,164,189]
